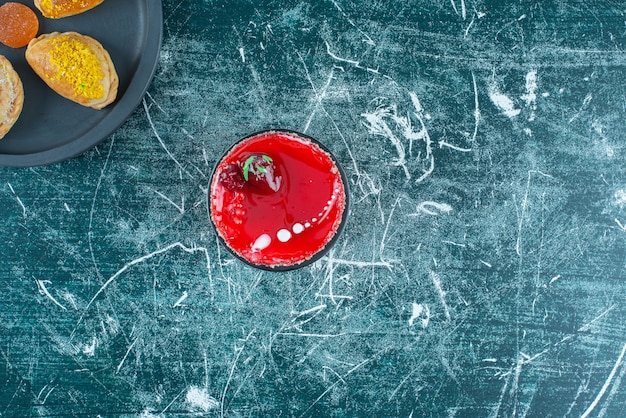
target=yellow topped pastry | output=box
[34,0,105,19]
[26,32,118,110]
[0,55,24,140]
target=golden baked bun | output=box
[26,32,118,110]
[0,55,24,140]
[34,0,105,19]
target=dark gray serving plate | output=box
[0,0,162,167]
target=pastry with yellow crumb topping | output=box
[26,32,118,110]
[34,0,104,19]
[0,54,24,140]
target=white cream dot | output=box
[305,222,311,228]
[312,218,317,223]
[277,229,292,242]
[251,234,271,251]
[292,223,304,234]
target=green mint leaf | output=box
[243,156,256,181]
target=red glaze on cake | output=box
[210,130,347,269]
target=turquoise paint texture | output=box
[1,0,625,416]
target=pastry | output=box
[0,55,24,140]
[0,2,39,48]
[26,32,118,109]
[34,0,105,19]
[209,130,348,270]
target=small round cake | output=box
[209,129,348,270]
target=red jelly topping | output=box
[210,130,347,269]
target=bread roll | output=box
[0,55,24,140]
[26,32,118,110]
[34,0,104,19]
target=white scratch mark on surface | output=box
[429,270,451,320]
[143,99,194,180]
[145,91,167,114]
[287,304,327,332]
[569,93,593,123]
[361,92,434,184]
[329,0,375,45]
[521,70,538,121]
[116,338,138,374]
[470,71,480,142]
[461,0,467,20]
[276,332,353,338]
[442,240,466,248]
[105,315,120,336]
[299,357,373,418]
[450,0,458,15]
[149,187,185,214]
[408,92,435,183]
[578,305,616,333]
[41,385,56,405]
[161,389,186,414]
[488,84,521,118]
[549,275,561,285]
[464,15,475,38]
[580,342,626,418]
[293,304,327,319]
[71,242,212,339]
[439,140,473,152]
[81,337,97,357]
[362,108,411,180]
[325,41,386,77]
[408,303,430,328]
[64,203,71,212]
[35,279,67,311]
[598,345,626,417]
[60,291,78,310]
[186,386,219,412]
[389,367,418,402]
[88,137,114,279]
[380,197,401,264]
[414,201,453,216]
[238,47,245,62]
[37,383,57,405]
[317,249,353,305]
[515,170,554,257]
[221,330,255,418]
[7,183,26,217]
[614,189,626,208]
[317,255,394,270]
[616,219,626,232]
[298,57,336,134]
[173,291,189,308]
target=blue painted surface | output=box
[1,0,625,416]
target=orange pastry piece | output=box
[0,2,39,48]
[26,32,118,109]
[0,55,24,140]
[34,0,105,19]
